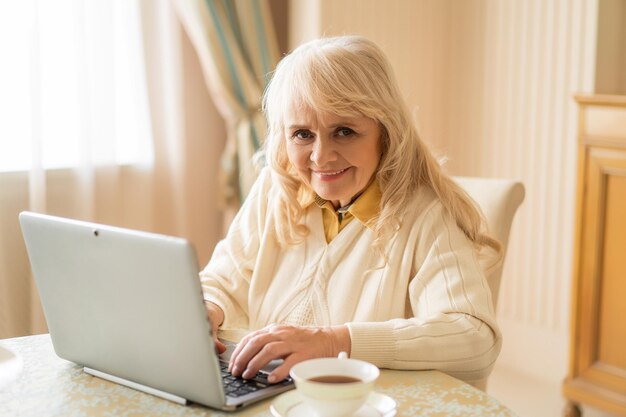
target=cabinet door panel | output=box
[579,147,626,393]
[598,174,626,371]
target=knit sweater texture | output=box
[200,168,502,383]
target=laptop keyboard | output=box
[219,361,292,398]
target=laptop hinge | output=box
[83,367,188,405]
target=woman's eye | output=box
[336,127,355,137]
[292,130,313,140]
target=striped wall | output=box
[449,0,599,383]
[446,0,598,331]
[289,0,599,383]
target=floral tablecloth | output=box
[0,334,515,417]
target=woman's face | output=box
[284,106,382,208]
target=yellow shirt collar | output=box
[300,179,382,230]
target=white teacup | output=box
[289,352,379,417]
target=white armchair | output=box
[453,177,525,309]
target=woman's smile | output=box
[312,167,351,181]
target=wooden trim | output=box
[563,377,626,416]
[582,136,626,149]
[576,150,605,374]
[575,94,626,107]
[567,104,588,378]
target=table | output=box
[0,334,515,417]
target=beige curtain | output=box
[0,0,152,339]
[138,0,227,260]
[0,0,226,339]
[173,0,281,207]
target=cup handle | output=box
[338,351,348,360]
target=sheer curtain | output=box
[0,0,226,339]
[0,1,153,175]
[0,0,153,338]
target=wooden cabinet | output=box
[563,95,626,417]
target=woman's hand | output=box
[228,324,351,383]
[204,301,227,354]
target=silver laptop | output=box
[19,211,293,410]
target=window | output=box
[0,0,153,173]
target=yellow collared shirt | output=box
[312,180,382,243]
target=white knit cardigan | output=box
[200,168,501,384]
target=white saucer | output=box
[0,345,23,391]
[270,390,396,417]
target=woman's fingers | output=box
[230,330,279,377]
[241,341,291,379]
[212,328,227,354]
[228,325,339,383]
[205,302,226,353]
[228,327,270,373]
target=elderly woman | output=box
[201,35,502,388]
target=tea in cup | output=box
[289,352,379,417]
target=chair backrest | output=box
[453,177,525,309]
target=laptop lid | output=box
[19,211,285,410]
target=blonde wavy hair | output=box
[262,35,501,258]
